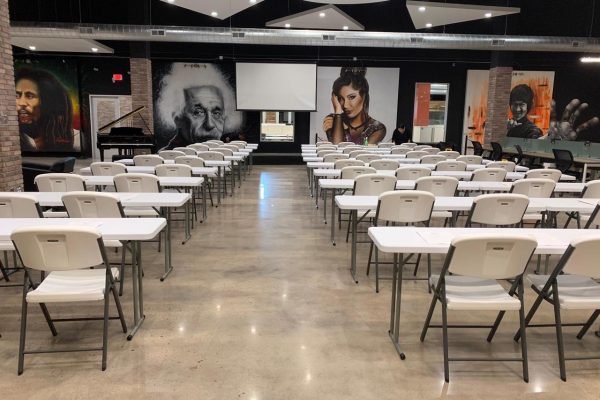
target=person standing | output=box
[392,124,411,145]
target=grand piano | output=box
[96,106,154,161]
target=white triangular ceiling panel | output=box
[160,0,264,20]
[266,5,364,31]
[407,1,520,29]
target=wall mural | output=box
[310,66,400,144]
[14,59,81,152]
[153,62,257,150]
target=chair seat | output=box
[27,268,119,304]
[523,213,543,221]
[42,211,69,218]
[430,275,521,311]
[0,241,14,251]
[124,207,159,217]
[527,274,600,310]
[103,240,123,248]
[431,211,452,219]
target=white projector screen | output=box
[236,63,317,111]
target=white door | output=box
[89,95,131,161]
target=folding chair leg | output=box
[0,258,9,282]
[111,283,127,333]
[515,290,545,342]
[345,212,352,243]
[375,247,379,293]
[489,280,519,342]
[518,281,529,382]
[441,300,450,382]
[577,309,600,340]
[413,254,422,276]
[102,290,109,371]
[119,246,126,296]
[420,290,438,342]
[208,181,214,207]
[427,254,432,294]
[17,281,29,375]
[366,242,374,276]
[552,282,567,381]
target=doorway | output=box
[89,95,132,161]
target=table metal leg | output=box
[217,167,222,206]
[127,241,145,340]
[161,208,174,281]
[230,161,235,196]
[202,180,207,221]
[315,176,320,208]
[388,253,406,360]
[323,188,327,224]
[182,198,191,245]
[237,161,242,188]
[351,210,358,284]
[330,192,336,246]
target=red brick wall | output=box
[129,58,154,135]
[484,66,513,144]
[0,0,23,191]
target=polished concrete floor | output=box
[2,165,600,399]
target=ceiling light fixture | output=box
[284,23,291,28]
[28,46,36,51]
[166,0,175,3]
[319,12,326,18]
[342,26,349,30]
[484,12,492,18]
[581,57,600,63]
[91,47,99,52]
[418,6,426,12]
[210,11,218,17]
[425,23,432,28]
[249,0,256,3]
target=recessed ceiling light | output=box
[249,0,256,3]
[210,11,218,17]
[91,47,99,52]
[319,12,326,18]
[342,26,349,30]
[284,23,291,28]
[581,57,600,63]
[166,0,175,3]
[418,6,426,12]
[28,46,36,51]
[484,12,492,18]
[425,23,432,28]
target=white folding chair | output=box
[133,155,164,167]
[173,147,198,155]
[90,162,127,176]
[435,160,467,172]
[465,193,529,227]
[456,155,482,164]
[420,155,446,164]
[565,180,600,228]
[518,236,600,381]
[369,159,400,171]
[317,150,336,158]
[439,151,460,159]
[316,141,333,147]
[174,156,215,208]
[34,174,86,218]
[158,150,186,160]
[511,178,556,227]
[406,150,428,159]
[402,142,417,148]
[343,146,364,154]
[487,161,516,172]
[395,166,431,180]
[113,173,161,217]
[340,166,376,180]
[421,235,536,382]
[414,145,432,151]
[356,154,382,164]
[378,143,394,148]
[337,141,355,148]
[390,147,411,155]
[334,159,365,170]
[471,168,507,182]
[422,147,441,155]
[323,153,349,163]
[12,226,127,374]
[415,176,459,226]
[188,143,209,152]
[525,168,562,182]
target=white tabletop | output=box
[0,218,166,241]
[368,226,600,255]
[79,166,217,177]
[82,176,204,188]
[203,160,232,167]
[24,192,191,208]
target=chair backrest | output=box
[221,144,240,152]
[456,155,482,164]
[228,142,245,150]
[158,150,186,160]
[486,161,516,172]
[155,164,193,177]
[340,166,376,180]
[510,178,556,198]
[336,141,355,148]
[348,150,370,158]
[316,141,333,147]
[525,168,561,182]
[196,151,224,161]
[471,140,484,156]
[402,142,417,148]
[353,174,397,196]
[414,145,431,151]
[12,226,106,272]
[173,147,198,155]
[406,150,428,159]
[62,191,125,218]
[369,159,401,171]
[114,173,160,193]
[555,237,600,278]
[445,235,536,279]
[471,168,507,182]
[466,194,529,227]
[334,159,365,169]
[390,147,411,155]
[213,148,234,157]
[188,143,210,152]
[133,155,164,167]
[415,176,459,196]
[583,180,600,198]
[420,155,446,164]
[378,143,394,148]
[90,162,127,176]
[204,142,220,148]
[323,153,349,163]
[174,155,205,167]
[422,147,440,154]
[376,190,435,224]
[206,140,224,145]
[438,151,460,159]
[356,154,382,163]
[435,160,467,172]
[317,150,336,158]
[584,204,600,229]
[552,149,574,173]
[490,142,503,161]
[35,173,85,192]
[0,194,43,217]
[395,166,431,180]
[343,146,364,154]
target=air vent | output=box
[151,29,165,36]
[491,39,505,46]
[322,34,336,41]
[410,37,423,44]
[78,27,94,34]
[232,32,245,38]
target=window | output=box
[260,111,295,142]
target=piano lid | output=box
[98,106,152,135]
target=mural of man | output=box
[155,63,243,149]
[16,67,78,152]
[506,84,543,139]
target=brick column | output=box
[0,0,22,191]
[129,57,154,137]
[484,53,513,144]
